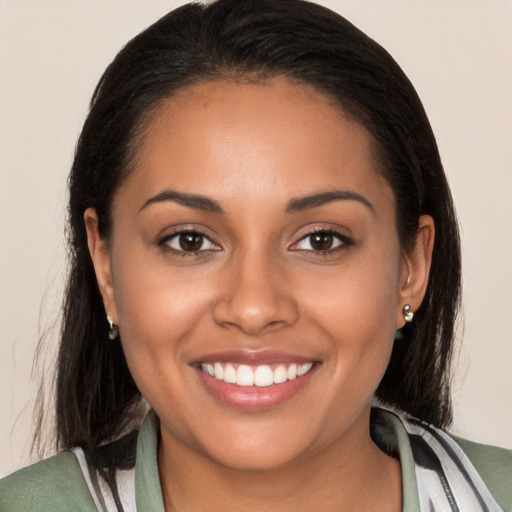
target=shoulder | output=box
[372,407,512,510]
[453,436,512,511]
[0,451,97,512]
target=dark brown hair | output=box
[52,0,461,453]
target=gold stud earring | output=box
[402,304,414,323]
[106,313,119,340]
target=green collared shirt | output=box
[1,410,511,511]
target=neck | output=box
[157,411,402,512]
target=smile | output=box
[199,362,314,387]
[192,351,320,410]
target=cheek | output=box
[110,252,215,389]
[299,251,401,338]
[115,273,195,343]
[296,248,401,389]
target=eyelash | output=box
[291,229,353,255]
[158,228,353,257]
[158,229,220,257]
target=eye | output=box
[292,230,351,252]
[162,231,219,253]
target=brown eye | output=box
[309,233,334,251]
[292,230,351,253]
[179,233,204,251]
[163,231,219,253]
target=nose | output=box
[212,253,299,336]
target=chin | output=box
[207,443,305,472]
[195,419,315,472]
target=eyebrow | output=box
[139,188,374,215]
[139,190,224,214]
[286,190,374,214]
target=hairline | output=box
[110,72,400,240]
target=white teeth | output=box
[214,362,224,380]
[201,363,215,376]
[287,363,297,380]
[297,362,313,376]
[200,361,315,386]
[236,365,254,386]
[254,365,274,387]
[273,365,288,384]
[224,363,237,383]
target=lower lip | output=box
[194,365,318,411]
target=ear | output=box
[84,207,118,323]
[396,215,435,328]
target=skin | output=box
[86,78,434,511]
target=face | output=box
[87,78,433,471]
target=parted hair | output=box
[52,0,461,453]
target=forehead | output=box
[125,78,392,211]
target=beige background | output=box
[1,0,511,478]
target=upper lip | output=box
[190,349,318,365]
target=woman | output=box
[1,0,510,510]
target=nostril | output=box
[212,295,299,335]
